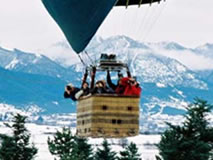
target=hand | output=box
[91,71,95,77]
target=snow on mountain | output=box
[146,41,187,51]
[41,40,80,67]
[0,103,42,121]
[185,43,213,78]
[194,43,213,58]
[0,47,79,82]
[0,48,42,69]
[0,103,77,127]
[86,35,150,55]
[124,51,207,89]
[5,57,19,69]
[190,43,213,82]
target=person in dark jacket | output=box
[64,83,80,101]
[91,80,108,94]
[81,81,90,96]
[107,70,125,94]
[74,81,90,99]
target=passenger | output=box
[81,81,90,96]
[64,83,81,101]
[74,81,90,99]
[91,80,108,94]
[123,77,141,96]
[100,79,114,93]
[107,70,125,94]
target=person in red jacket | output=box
[119,77,141,96]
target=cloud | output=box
[153,48,213,71]
[0,0,63,52]
[41,41,80,66]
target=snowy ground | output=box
[0,122,161,160]
[1,103,213,160]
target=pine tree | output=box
[48,127,74,159]
[119,142,142,160]
[0,114,37,160]
[0,134,17,160]
[95,139,117,160]
[157,98,213,160]
[48,127,94,160]
[71,136,94,160]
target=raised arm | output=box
[90,66,96,89]
[81,68,88,88]
[107,70,117,90]
[126,66,131,78]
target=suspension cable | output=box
[135,5,151,40]
[84,51,95,66]
[137,1,164,41]
[78,54,87,67]
[142,1,167,42]
[139,4,158,39]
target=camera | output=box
[129,80,135,84]
[118,72,123,78]
[66,85,72,91]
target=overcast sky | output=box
[0,0,213,53]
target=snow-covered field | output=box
[0,122,161,160]
[1,103,212,160]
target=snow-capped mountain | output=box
[0,36,212,121]
[0,47,79,82]
[194,43,213,58]
[190,43,213,83]
[0,103,42,121]
[83,36,213,115]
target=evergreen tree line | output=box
[0,98,213,160]
[47,128,141,160]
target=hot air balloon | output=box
[42,0,163,138]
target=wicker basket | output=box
[76,94,140,138]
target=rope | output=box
[135,5,151,40]
[112,6,128,53]
[84,51,95,66]
[137,1,165,42]
[140,4,158,39]
[142,1,167,42]
[78,54,87,67]
[112,0,121,39]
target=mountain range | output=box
[0,36,212,118]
